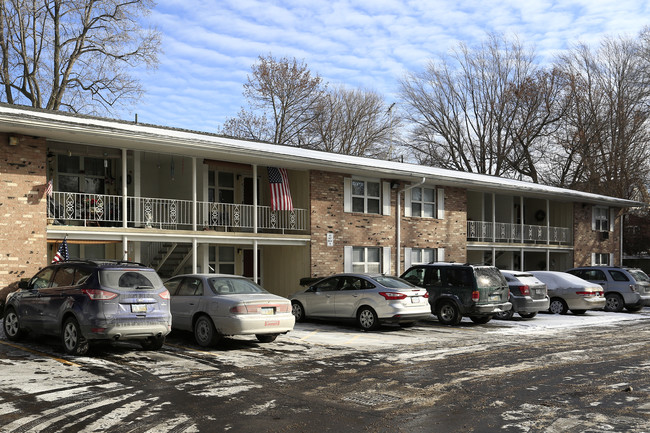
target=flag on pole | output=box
[52,237,69,263]
[45,180,53,197]
[267,167,293,211]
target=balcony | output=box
[47,192,309,234]
[467,221,571,245]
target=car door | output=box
[334,276,370,318]
[401,266,443,305]
[17,267,57,331]
[170,277,204,331]
[580,269,609,291]
[306,277,340,317]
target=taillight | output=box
[423,292,429,298]
[229,303,289,314]
[630,285,637,292]
[379,292,407,300]
[159,290,170,300]
[230,305,248,314]
[518,285,530,296]
[472,291,480,302]
[81,289,118,300]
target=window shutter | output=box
[591,253,596,266]
[609,253,615,266]
[591,207,596,230]
[609,209,615,232]
[344,177,352,212]
[344,246,353,273]
[382,181,391,216]
[382,247,391,274]
[404,188,412,217]
[438,248,445,262]
[404,247,412,270]
[437,188,445,219]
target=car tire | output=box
[604,293,625,312]
[495,310,514,320]
[3,307,24,341]
[140,335,165,350]
[626,305,643,313]
[357,307,380,331]
[256,334,278,343]
[62,317,89,356]
[571,310,586,315]
[519,312,537,319]
[194,315,221,347]
[436,301,461,326]
[469,315,492,324]
[291,301,306,322]
[549,298,568,315]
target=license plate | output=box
[260,307,275,315]
[131,304,147,313]
[264,320,279,326]
[489,295,501,302]
[411,297,420,303]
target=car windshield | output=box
[627,269,650,282]
[372,275,414,288]
[474,267,505,289]
[100,269,163,290]
[208,277,268,295]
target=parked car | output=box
[496,271,549,319]
[400,263,511,325]
[529,271,605,314]
[3,260,171,355]
[165,274,294,346]
[290,273,431,331]
[565,266,650,312]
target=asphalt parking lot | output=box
[1,310,649,432]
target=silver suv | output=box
[3,260,172,355]
[566,266,650,312]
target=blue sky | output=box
[124,0,650,133]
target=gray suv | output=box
[3,260,172,355]
[401,263,511,325]
[566,266,650,312]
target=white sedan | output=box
[290,273,431,330]
[166,274,295,346]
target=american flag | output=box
[45,180,53,197]
[267,167,293,211]
[52,238,69,263]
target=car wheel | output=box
[291,301,306,322]
[571,310,586,315]
[194,315,221,347]
[3,307,24,341]
[549,298,568,315]
[256,334,278,343]
[62,317,89,356]
[140,335,165,350]
[436,301,461,326]
[470,315,492,324]
[626,305,643,313]
[519,312,538,319]
[604,293,624,312]
[357,307,380,331]
[495,310,514,320]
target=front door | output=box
[243,249,261,284]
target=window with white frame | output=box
[593,206,610,231]
[209,246,236,274]
[351,179,381,214]
[57,155,109,194]
[592,253,610,266]
[411,187,435,218]
[208,171,235,204]
[352,247,381,273]
[410,248,436,265]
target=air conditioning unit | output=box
[600,231,609,240]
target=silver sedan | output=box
[529,271,606,314]
[166,274,295,346]
[290,273,431,331]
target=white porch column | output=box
[122,149,128,228]
[192,237,197,273]
[253,239,259,284]
[122,235,128,261]
[253,164,258,234]
[192,157,197,231]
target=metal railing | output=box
[47,191,309,233]
[467,221,571,245]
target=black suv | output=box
[3,260,171,355]
[401,263,511,325]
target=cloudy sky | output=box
[124,0,650,133]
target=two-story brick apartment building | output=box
[0,104,641,298]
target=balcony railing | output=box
[467,221,571,245]
[47,192,308,233]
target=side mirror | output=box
[18,279,30,290]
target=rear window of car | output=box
[627,269,650,282]
[209,277,267,295]
[474,267,506,289]
[100,269,163,290]
[373,275,414,288]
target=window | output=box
[209,246,236,274]
[208,171,235,204]
[411,187,435,218]
[57,155,108,194]
[351,179,381,214]
[593,206,610,231]
[352,247,381,273]
[609,270,629,282]
[593,253,610,266]
[410,248,436,265]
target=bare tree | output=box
[0,0,160,114]
[550,34,650,199]
[222,55,324,146]
[308,86,401,158]
[400,33,566,180]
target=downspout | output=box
[396,177,426,276]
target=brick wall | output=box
[573,203,621,266]
[0,133,48,294]
[309,171,467,277]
